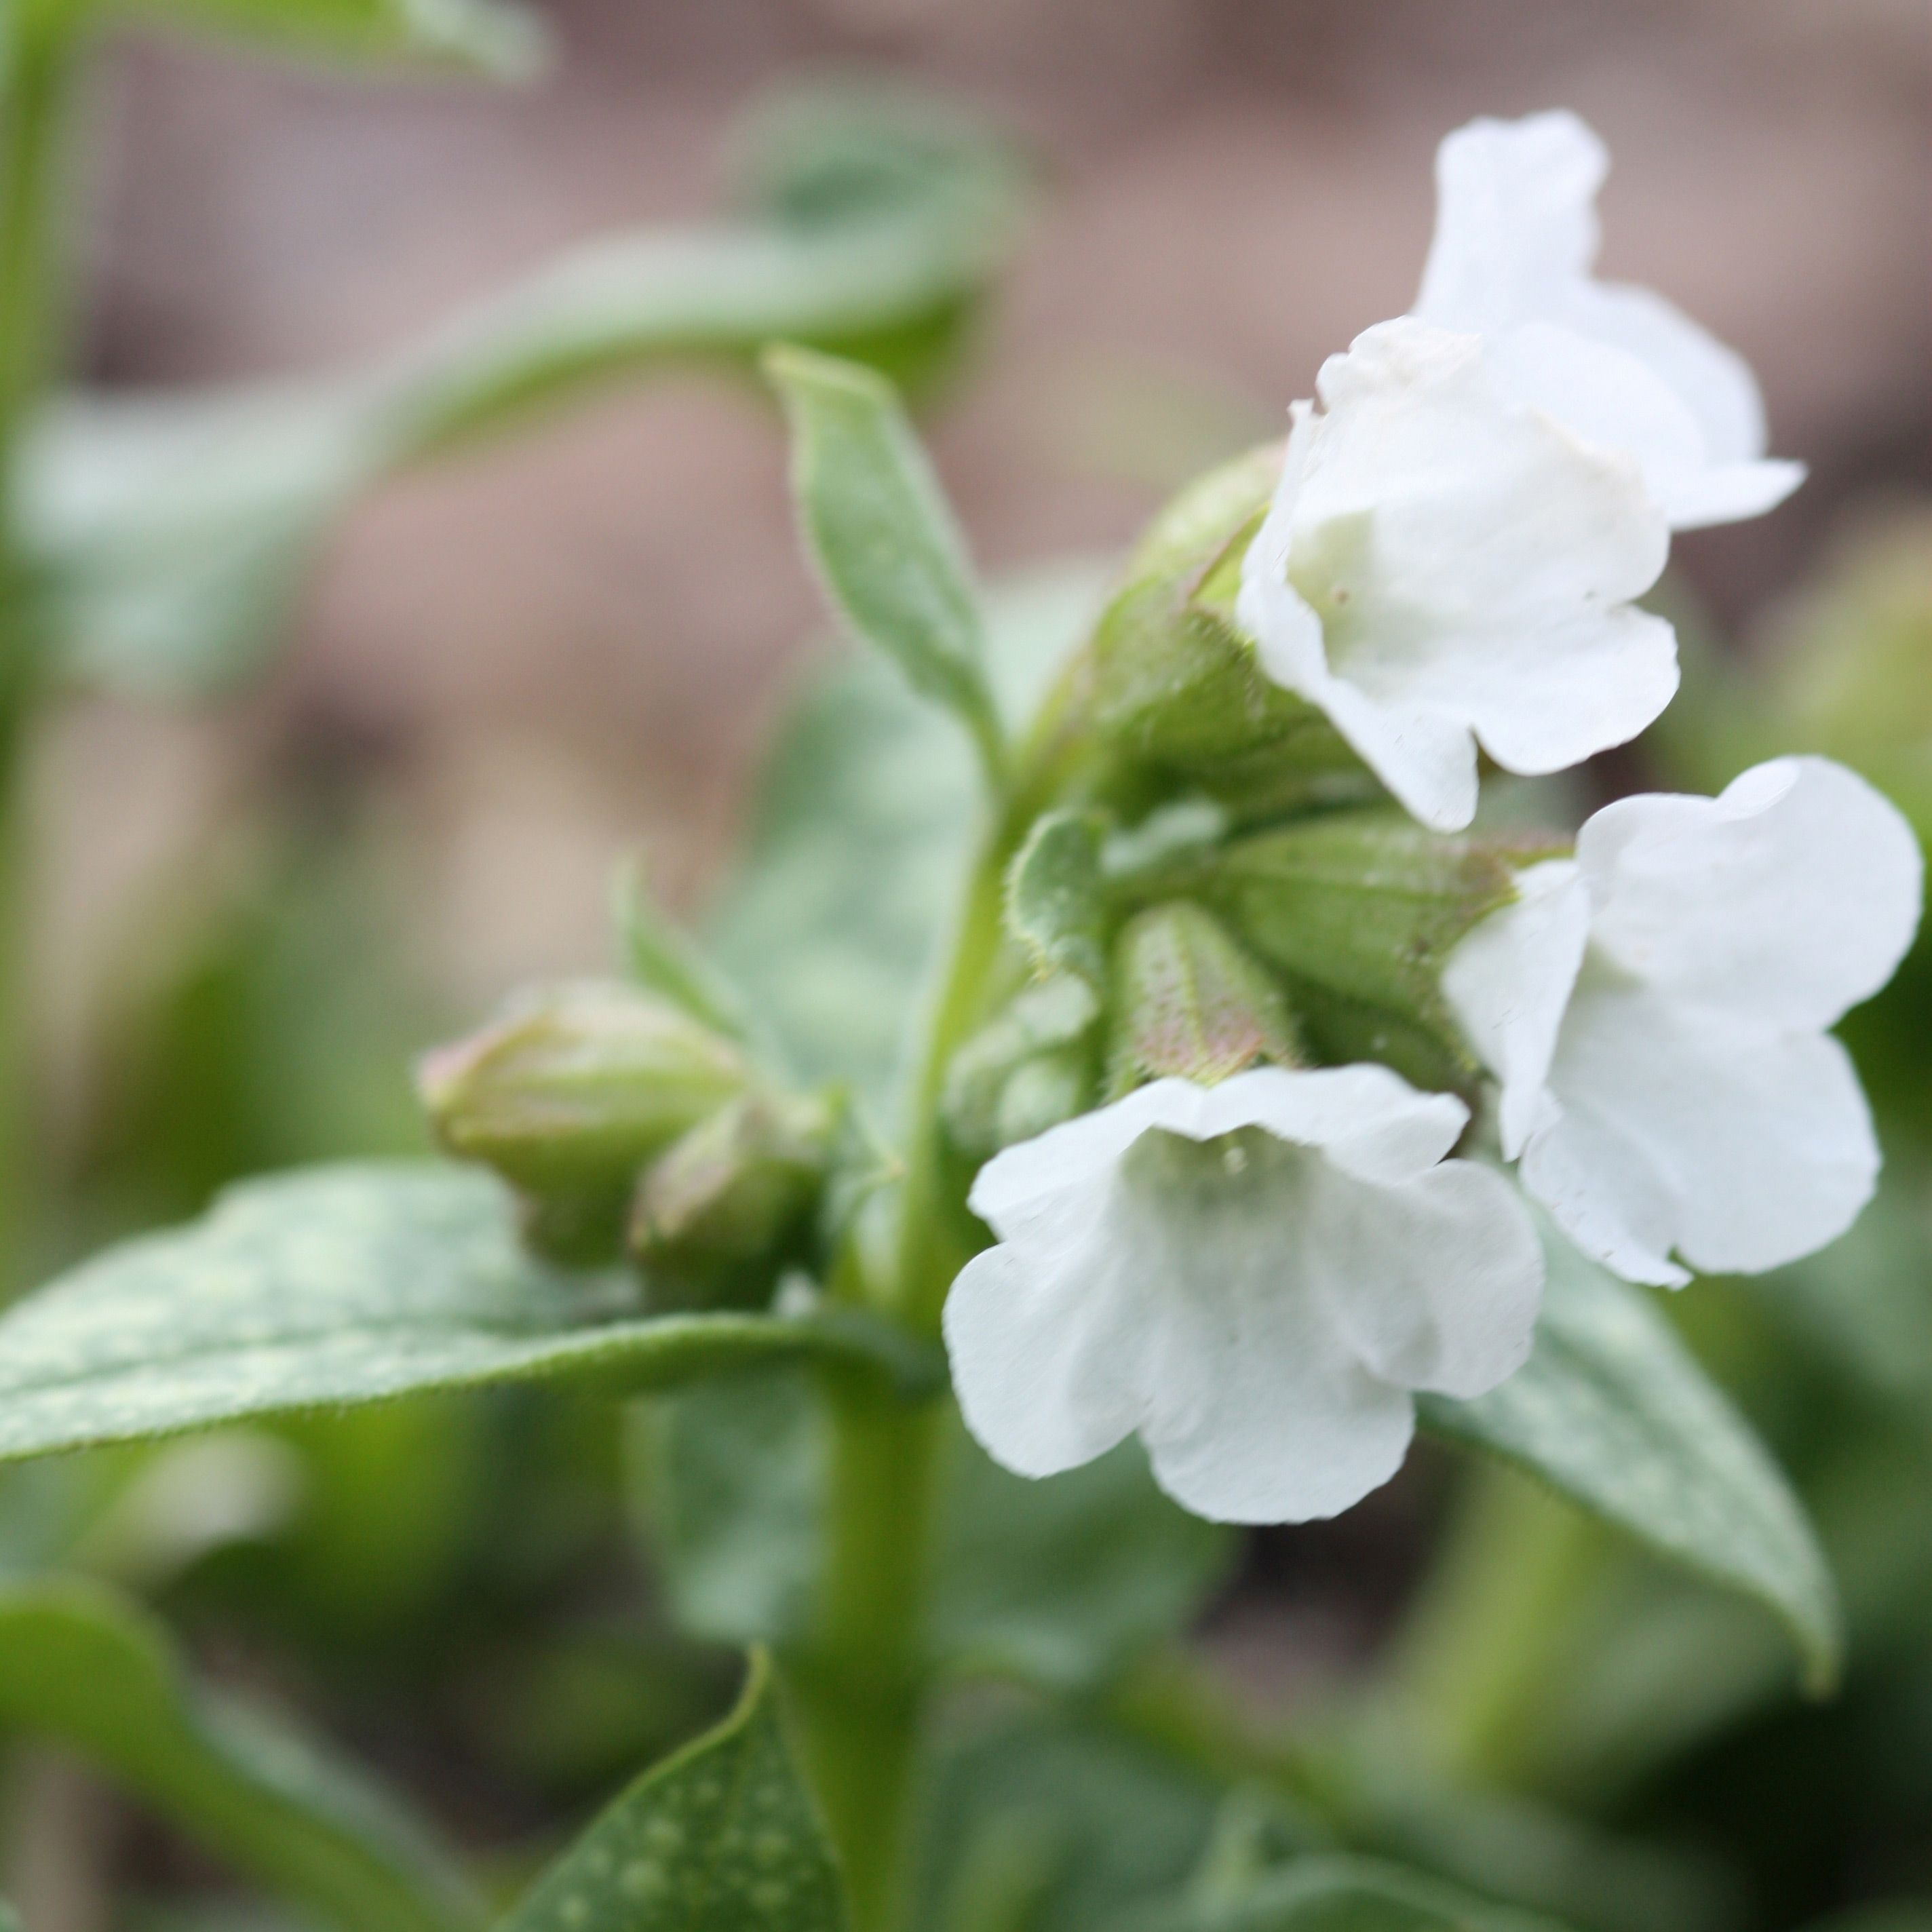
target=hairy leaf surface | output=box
[498,1649,845,1931]
[1421,1227,1840,1688]
[0,1164,927,1465]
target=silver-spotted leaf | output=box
[499,1649,846,1931]
[0,1163,927,1467]
[1421,1226,1841,1690]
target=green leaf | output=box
[0,1163,931,1467]
[709,564,1107,1117]
[0,1901,16,1932]
[1007,809,1108,993]
[498,1648,846,1931]
[636,1368,1230,1691]
[122,0,547,74]
[914,1716,1226,1932]
[22,92,1025,698]
[765,343,1004,774]
[1420,1225,1842,1690]
[0,1579,482,1932]
[1134,1855,1574,1931]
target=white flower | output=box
[942,1064,1543,1524]
[1414,111,1804,530]
[1236,317,1676,834]
[1444,757,1923,1288]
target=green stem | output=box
[790,661,1099,1929]
[0,0,82,1291]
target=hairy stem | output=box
[792,657,1099,1929]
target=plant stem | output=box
[0,0,81,1291]
[791,660,1098,1929]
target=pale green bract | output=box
[1422,1224,1841,1688]
[497,1648,847,1932]
[0,1163,929,1467]
[765,343,1006,778]
[0,1579,484,1932]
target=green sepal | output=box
[1109,902,1300,1091]
[497,1648,847,1931]
[1007,808,1110,994]
[1088,445,1370,810]
[765,342,1006,779]
[632,1090,838,1305]
[1214,812,1534,1079]
[943,976,1099,1157]
[416,980,751,1258]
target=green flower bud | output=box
[630,1091,836,1305]
[1212,810,1540,1093]
[1108,900,1300,1091]
[417,980,751,1201]
[1088,444,1369,808]
[943,975,1098,1157]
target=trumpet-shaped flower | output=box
[1444,757,1923,1288]
[1414,111,1804,530]
[1237,317,1676,833]
[943,1064,1543,1524]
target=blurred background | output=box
[6,2,1929,1927]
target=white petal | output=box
[1415,111,1607,336]
[1555,279,1772,468]
[1415,111,1802,531]
[1442,859,1591,1159]
[1132,1171,1416,1524]
[965,1077,1210,1235]
[944,1174,1147,1478]
[1577,756,1924,1033]
[1194,1063,1469,1182]
[1303,1159,1543,1399]
[1525,984,1882,1281]
[1240,317,1673,831]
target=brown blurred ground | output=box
[40,0,1932,1030]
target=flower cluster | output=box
[944,111,1921,1524]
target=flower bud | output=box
[1088,444,1367,806]
[1108,901,1300,1090]
[417,980,750,1202]
[1212,812,1528,1092]
[943,975,1098,1157]
[630,1091,836,1304]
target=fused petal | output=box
[1579,757,1923,1034]
[1238,318,1674,832]
[1415,109,1802,530]
[945,1066,1545,1524]
[1442,859,1591,1160]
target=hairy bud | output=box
[1108,901,1300,1090]
[417,980,750,1222]
[1088,444,1368,808]
[631,1091,836,1302]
